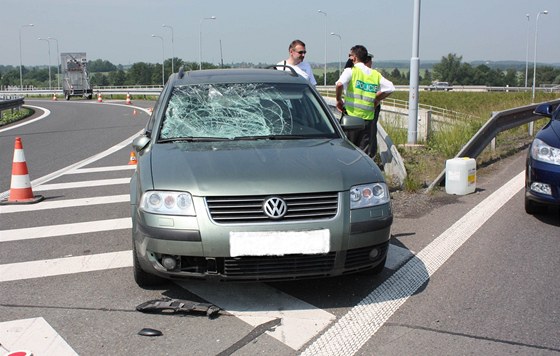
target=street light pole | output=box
[199,16,216,70]
[532,10,548,103]
[407,0,421,144]
[330,32,342,75]
[162,24,174,74]
[19,24,34,90]
[524,14,530,88]
[318,10,327,86]
[38,37,52,91]
[151,34,165,87]
[48,37,60,90]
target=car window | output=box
[159,83,337,140]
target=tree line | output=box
[1,53,559,88]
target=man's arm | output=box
[335,82,345,112]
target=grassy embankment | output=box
[385,91,559,191]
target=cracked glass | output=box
[160,83,336,140]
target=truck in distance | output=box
[60,52,93,100]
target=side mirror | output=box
[340,115,366,131]
[534,103,553,117]
[132,135,150,152]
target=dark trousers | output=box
[351,104,381,158]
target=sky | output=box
[2,0,559,68]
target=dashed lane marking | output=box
[0,251,132,283]
[0,218,131,243]
[0,195,129,213]
[32,178,131,191]
[0,317,78,355]
[70,165,137,174]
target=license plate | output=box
[230,229,330,257]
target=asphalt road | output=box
[0,99,558,356]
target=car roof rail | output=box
[265,64,298,77]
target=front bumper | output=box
[525,161,560,206]
[132,194,393,281]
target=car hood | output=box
[144,139,382,196]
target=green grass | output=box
[383,91,558,191]
[0,107,34,126]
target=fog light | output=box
[530,182,552,195]
[161,255,178,270]
[368,248,379,260]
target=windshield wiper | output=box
[158,137,231,143]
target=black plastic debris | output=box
[136,297,221,319]
[138,328,163,337]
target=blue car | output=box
[525,103,560,214]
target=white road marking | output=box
[0,317,78,355]
[177,280,336,351]
[32,178,130,191]
[0,251,132,282]
[0,105,51,133]
[301,171,525,355]
[70,165,136,174]
[0,218,131,243]
[0,129,142,200]
[0,195,129,213]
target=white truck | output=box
[60,52,93,100]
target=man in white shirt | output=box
[277,39,317,85]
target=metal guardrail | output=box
[2,84,558,97]
[0,95,24,112]
[427,99,560,191]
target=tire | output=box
[133,243,166,288]
[525,197,545,214]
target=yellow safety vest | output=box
[345,67,381,120]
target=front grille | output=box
[223,252,336,278]
[206,192,338,224]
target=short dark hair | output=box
[289,40,306,51]
[350,45,368,63]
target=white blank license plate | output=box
[230,229,330,257]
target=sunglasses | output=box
[294,50,307,55]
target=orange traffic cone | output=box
[52,93,57,101]
[126,93,132,105]
[128,151,137,165]
[0,137,44,205]
[97,93,103,102]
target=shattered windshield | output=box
[159,82,337,141]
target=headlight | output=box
[140,191,195,216]
[350,183,390,209]
[531,138,560,165]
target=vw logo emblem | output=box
[263,197,287,219]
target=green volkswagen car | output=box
[130,67,392,287]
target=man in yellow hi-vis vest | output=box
[335,45,394,158]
